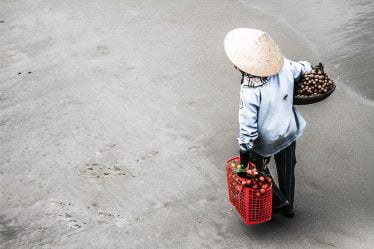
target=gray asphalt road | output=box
[1,0,373,248]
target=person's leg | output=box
[274,141,297,210]
[263,164,288,208]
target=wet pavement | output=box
[245,0,374,100]
[1,0,373,248]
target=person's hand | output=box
[240,148,261,168]
[239,149,250,168]
[240,147,270,172]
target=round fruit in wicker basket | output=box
[294,63,336,105]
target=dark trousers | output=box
[264,141,297,209]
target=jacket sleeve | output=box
[289,60,312,81]
[238,87,260,151]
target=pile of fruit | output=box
[295,63,334,98]
[229,160,272,196]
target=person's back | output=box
[239,58,311,157]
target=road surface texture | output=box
[1,0,373,248]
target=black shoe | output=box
[272,205,295,218]
[281,208,295,219]
[272,202,289,214]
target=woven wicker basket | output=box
[294,84,336,105]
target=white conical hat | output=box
[224,28,284,77]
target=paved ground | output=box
[1,0,373,248]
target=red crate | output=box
[226,156,272,225]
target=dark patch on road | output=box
[306,237,337,247]
[0,215,23,242]
[96,45,110,56]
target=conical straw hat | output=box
[224,28,284,77]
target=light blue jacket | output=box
[238,59,312,157]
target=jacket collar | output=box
[242,75,268,87]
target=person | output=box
[224,28,312,218]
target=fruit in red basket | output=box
[262,184,268,189]
[241,180,246,185]
[247,169,253,176]
[260,189,266,194]
[255,192,261,197]
[246,180,252,185]
[259,176,265,182]
[230,162,236,168]
[258,181,263,186]
[252,184,258,189]
[266,177,272,183]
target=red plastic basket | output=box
[226,156,272,225]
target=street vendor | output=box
[224,28,312,218]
